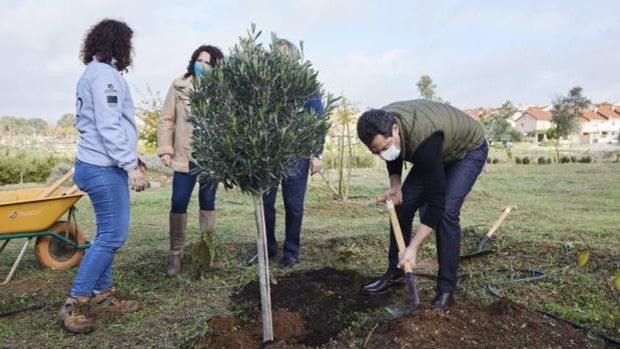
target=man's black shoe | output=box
[279,255,298,268]
[246,252,276,266]
[430,292,455,310]
[362,269,404,295]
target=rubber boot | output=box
[166,213,187,278]
[199,210,216,233]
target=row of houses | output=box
[465,103,620,144]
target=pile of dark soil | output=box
[201,308,305,348]
[197,268,596,348]
[367,298,595,348]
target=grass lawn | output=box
[1,158,618,347]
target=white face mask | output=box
[379,144,401,161]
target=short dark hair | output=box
[80,19,134,72]
[184,45,225,78]
[357,109,396,145]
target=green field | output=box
[1,155,619,347]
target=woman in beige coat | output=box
[157,45,224,277]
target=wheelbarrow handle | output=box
[37,168,75,199]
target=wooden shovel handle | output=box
[37,168,75,199]
[485,206,517,239]
[378,196,413,273]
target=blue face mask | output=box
[193,62,212,78]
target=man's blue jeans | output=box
[387,141,489,293]
[70,159,130,297]
[170,162,217,214]
[263,159,310,259]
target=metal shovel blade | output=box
[385,272,420,320]
[386,304,418,320]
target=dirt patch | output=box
[367,298,595,348]
[199,309,306,349]
[197,268,396,347]
[198,268,597,348]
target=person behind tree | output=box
[60,19,148,334]
[356,99,488,310]
[246,38,325,268]
[157,45,224,278]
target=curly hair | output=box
[80,19,134,72]
[357,109,397,146]
[184,45,224,78]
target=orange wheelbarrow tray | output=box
[0,180,91,285]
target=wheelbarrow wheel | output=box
[35,221,86,270]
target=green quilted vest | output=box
[382,100,485,163]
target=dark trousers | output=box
[170,162,218,214]
[387,141,488,293]
[263,159,310,258]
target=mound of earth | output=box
[200,308,305,348]
[197,268,597,348]
[367,298,595,348]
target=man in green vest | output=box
[357,99,488,309]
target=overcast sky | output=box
[1,0,618,122]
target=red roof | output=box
[596,105,620,119]
[523,107,552,121]
[580,109,606,122]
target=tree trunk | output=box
[251,192,273,343]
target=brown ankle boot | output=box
[199,210,216,232]
[89,287,139,315]
[167,213,187,278]
[60,296,94,334]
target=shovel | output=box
[460,206,516,260]
[377,196,420,319]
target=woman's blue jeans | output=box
[170,162,217,214]
[69,159,130,297]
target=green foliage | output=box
[322,96,359,200]
[492,158,500,164]
[551,86,590,160]
[416,75,437,101]
[0,116,49,136]
[515,157,522,164]
[578,155,592,163]
[0,149,64,185]
[56,113,76,128]
[189,25,335,194]
[482,100,519,142]
[136,89,162,154]
[560,156,571,164]
[522,156,530,164]
[537,157,547,165]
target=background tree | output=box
[551,86,590,160]
[320,96,358,200]
[189,25,335,342]
[55,113,77,136]
[136,89,162,154]
[416,75,437,101]
[481,100,521,143]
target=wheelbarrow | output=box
[0,168,91,285]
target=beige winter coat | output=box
[156,75,194,173]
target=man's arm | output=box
[398,132,446,268]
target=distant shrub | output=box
[0,150,66,185]
[486,157,492,164]
[570,156,577,163]
[492,158,500,164]
[515,157,522,164]
[578,155,592,163]
[537,157,547,165]
[522,156,530,164]
[546,158,552,164]
[560,156,571,164]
